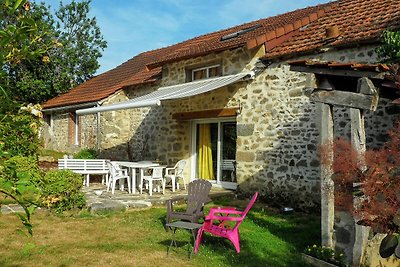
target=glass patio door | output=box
[193,119,237,189]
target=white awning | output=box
[76,71,253,115]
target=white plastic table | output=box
[113,161,159,194]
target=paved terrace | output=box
[1,183,234,214]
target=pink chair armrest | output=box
[210,207,236,212]
[205,208,243,220]
[206,215,243,222]
[207,207,241,216]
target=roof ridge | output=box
[246,1,337,50]
[144,1,337,69]
[262,0,400,61]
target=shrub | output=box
[0,155,42,235]
[0,103,43,158]
[321,123,400,259]
[305,245,348,267]
[39,170,86,214]
[74,149,97,159]
[2,156,42,184]
[1,156,42,202]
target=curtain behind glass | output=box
[197,124,214,180]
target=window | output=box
[191,64,221,81]
[68,111,79,145]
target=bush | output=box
[1,156,42,203]
[2,156,42,184]
[0,103,43,158]
[39,170,86,214]
[0,155,41,234]
[74,149,97,159]
[305,245,348,267]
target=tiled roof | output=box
[43,0,400,109]
[42,49,168,109]
[42,2,332,109]
[145,3,333,69]
[263,0,400,60]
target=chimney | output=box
[325,25,340,39]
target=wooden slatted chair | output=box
[166,179,212,224]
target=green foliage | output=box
[377,30,400,63]
[39,149,66,159]
[0,0,51,236]
[74,148,97,159]
[2,156,42,183]
[2,0,107,103]
[305,245,348,267]
[0,155,41,236]
[0,104,43,158]
[55,0,107,87]
[39,170,85,214]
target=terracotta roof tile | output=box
[263,0,400,60]
[47,0,397,109]
[43,2,332,109]
[42,49,170,109]
[289,60,390,72]
[145,3,333,68]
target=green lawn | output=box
[0,198,320,266]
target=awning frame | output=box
[76,71,254,115]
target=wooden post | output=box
[320,103,335,248]
[350,77,376,265]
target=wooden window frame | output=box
[191,64,221,81]
[185,60,223,82]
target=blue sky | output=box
[43,0,332,74]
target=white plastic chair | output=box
[106,161,131,194]
[140,166,166,196]
[165,160,187,192]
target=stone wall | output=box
[43,44,400,212]
[233,45,400,210]
[94,46,263,180]
[41,111,97,153]
[79,112,98,149]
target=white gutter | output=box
[76,99,161,115]
[42,101,99,113]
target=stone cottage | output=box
[41,0,400,211]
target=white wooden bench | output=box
[58,159,109,186]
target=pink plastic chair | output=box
[194,192,258,254]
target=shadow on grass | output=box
[198,197,319,266]
[154,195,320,266]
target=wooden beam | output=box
[320,103,335,248]
[350,107,370,266]
[310,89,379,111]
[290,65,386,80]
[357,77,377,95]
[172,108,238,120]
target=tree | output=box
[377,30,400,63]
[0,0,51,236]
[4,0,107,104]
[321,125,400,259]
[55,0,107,87]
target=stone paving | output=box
[1,183,234,214]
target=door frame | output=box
[190,117,237,189]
